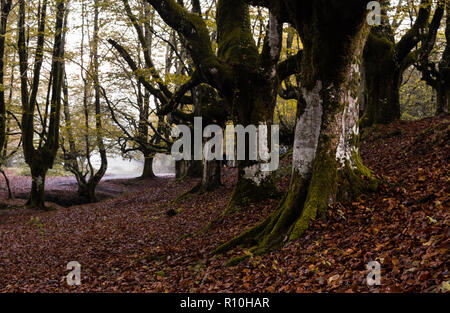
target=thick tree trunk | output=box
[361,31,401,127]
[141,156,156,178]
[78,182,98,203]
[436,83,449,115]
[199,159,222,192]
[175,160,187,179]
[214,2,377,261]
[227,111,280,211]
[27,167,47,209]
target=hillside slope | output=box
[0,116,448,292]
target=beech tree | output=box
[361,0,441,126]
[213,0,379,261]
[110,0,226,191]
[107,0,174,179]
[0,0,12,164]
[142,0,297,210]
[61,0,107,202]
[416,0,449,115]
[17,0,67,209]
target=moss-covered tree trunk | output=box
[18,0,66,210]
[228,97,280,210]
[361,31,401,126]
[218,1,282,210]
[436,83,449,115]
[28,165,47,209]
[214,1,378,261]
[144,0,283,205]
[0,0,12,158]
[361,0,433,127]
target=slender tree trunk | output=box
[176,160,188,179]
[18,0,66,209]
[83,0,107,203]
[0,0,12,156]
[1,168,13,199]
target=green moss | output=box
[224,174,279,215]
[171,182,201,204]
[289,151,338,240]
[216,0,258,65]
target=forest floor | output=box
[0,116,448,293]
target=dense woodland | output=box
[0,0,448,293]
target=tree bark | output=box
[18,0,66,209]
[217,0,282,209]
[361,30,401,126]
[214,0,378,260]
[144,0,283,206]
[28,166,47,209]
[141,156,156,178]
[0,0,12,157]
[436,83,449,115]
[361,0,433,127]
[200,160,221,192]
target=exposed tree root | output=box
[212,156,378,265]
[223,176,281,217]
[171,182,202,204]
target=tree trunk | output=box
[175,160,188,179]
[27,167,47,209]
[1,168,13,199]
[141,156,156,178]
[78,182,98,203]
[0,0,12,157]
[361,31,401,127]
[226,89,280,211]
[200,160,221,192]
[214,2,378,260]
[436,83,449,115]
[18,0,66,210]
[219,3,282,210]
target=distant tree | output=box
[360,0,441,127]
[416,0,449,115]
[61,0,107,202]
